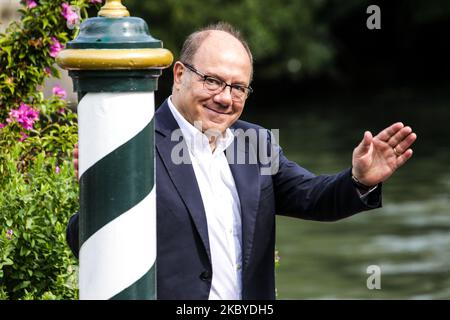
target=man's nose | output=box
[213,85,233,107]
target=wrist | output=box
[351,174,375,191]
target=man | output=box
[67,22,417,299]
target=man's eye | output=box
[233,86,247,94]
[204,77,222,87]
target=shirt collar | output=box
[167,96,234,157]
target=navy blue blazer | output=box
[66,99,381,299]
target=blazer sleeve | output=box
[271,136,382,221]
[66,213,79,259]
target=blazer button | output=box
[200,271,211,281]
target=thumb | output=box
[355,131,373,156]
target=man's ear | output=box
[173,61,185,89]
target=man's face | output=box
[172,31,252,134]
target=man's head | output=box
[171,22,253,134]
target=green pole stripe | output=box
[70,70,161,93]
[79,119,155,246]
[111,264,156,300]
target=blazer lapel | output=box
[155,101,211,262]
[227,132,260,272]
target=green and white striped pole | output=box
[57,0,173,299]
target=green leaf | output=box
[13,281,31,292]
[1,258,13,267]
[2,46,12,55]
[19,246,30,257]
[26,218,33,229]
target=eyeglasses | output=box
[181,62,253,102]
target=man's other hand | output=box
[73,143,79,181]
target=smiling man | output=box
[67,22,417,300]
[171,26,253,149]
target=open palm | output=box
[352,122,417,186]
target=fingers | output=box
[375,122,404,142]
[73,143,78,158]
[387,126,413,147]
[396,148,414,167]
[73,143,79,180]
[362,131,372,146]
[392,132,417,154]
[354,131,373,156]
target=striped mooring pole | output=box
[56,0,173,299]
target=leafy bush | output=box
[0,0,101,300]
[0,103,78,299]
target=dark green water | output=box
[245,89,450,299]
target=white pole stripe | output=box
[78,92,155,178]
[79,188,156,300]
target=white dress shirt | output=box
[168,97,243,300]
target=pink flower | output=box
[90,0,103,3]
[49,37,64,58]
[52,85,67,99]
[44,67,52,75]
[7,103,39,130]
[58,108,66,115]
[25,0,37,9]
[61,3,80,27]
[6,229,13,240]
[18,132,28,142]
[0,123,5,129]
[55,166,61,174]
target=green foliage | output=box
[0,0,95,119]
[0,0,101,300]
[127,0,335,80]
[0,113,79,299]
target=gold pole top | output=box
[98,0,130,18]
[56,48,174,70]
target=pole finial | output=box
[98,0,130,18]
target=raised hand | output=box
[73,142,79,181]
[352,122,417,186]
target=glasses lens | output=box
[233,87,249,100]
[203,77,223,91]
[231,91,244,101]
[197,70,251,102]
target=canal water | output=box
[244,89,450,299]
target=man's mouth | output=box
[204,105,229,115]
